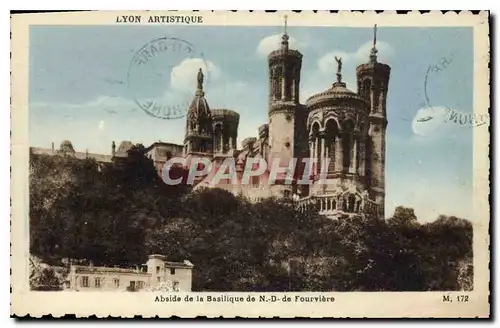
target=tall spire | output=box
[284,14,288,35]
[196,68,204,96]
[370,24,378,64]
[281,14,289,50]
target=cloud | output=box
[299,40,395,103]
[354,40,394,64]
[29,58,267,154]
[411,106,449,137]
[410,106,473,139]
[256,34,303,57]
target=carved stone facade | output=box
[192,25,390,220]
[183,68,214,160]
[32,26,390,221]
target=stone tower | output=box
[211,109,239,156]
[183,68,213,159]
[267,16,308,197]
[305,54,371,219]
[356,25,391,218]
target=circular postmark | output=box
[127,37,210,120]
[422,54,489,128]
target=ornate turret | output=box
[356,24,391,218]
[356,25,391,119]
[183,68,213,158]
[266,15,308,199]
[211,109,239,155]
[268,15,303,107]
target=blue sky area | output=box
[29,25,474,221]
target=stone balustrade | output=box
[295,194,381,218]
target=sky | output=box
[29,25,474,222]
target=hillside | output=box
[29,147,473,291]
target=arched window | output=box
[262,140,269,160]
[348,194,356,212]
[272,67,278,100]
[199,140,206,153]
[275,67,283,100]
[342,134,352,170]
[363,79,371,101]
[284,66,292,100]
[324,119,339,172]
[214,124,223,152]
[341,120,354,171]
[310,122,321,174]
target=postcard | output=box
[11,10,490,318]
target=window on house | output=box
[81,276,89,287]
[94,277,101,288]
[156,266,160,274]
[170,268,176,275]
[157,277,161,283]
[113,278,120,288]
[137,281,144,289]
[129,281,136,290]
[173,281,180,292]
[283,190,291,198]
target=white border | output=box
[6,2,495,326]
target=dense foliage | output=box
[29,148,473,291]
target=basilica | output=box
[31,26,390,220]
[182,25,390,219]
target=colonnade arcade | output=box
[308,118,363,176]
[296,192,381,218]
[213,122,236,154]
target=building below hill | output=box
[64,254,193,292]
[30,139,183,177]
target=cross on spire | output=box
[281,14,289,50]
[284,14,288,35]
[370,24,378,63]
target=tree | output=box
[388,206,418,227]
[30,152,474,292]
[29,149,189,267]
[29,255,66,291]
